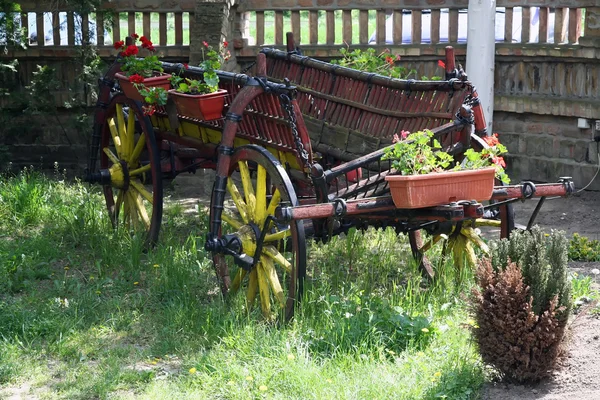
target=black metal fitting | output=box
[83,168,111,185]
[225,112,243,123]
[217,145,234,156]
[558,176,575,195]
[332,198,347,217]
[521,181,536,199]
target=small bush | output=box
[568,233,600,261]
[470,228,571,382]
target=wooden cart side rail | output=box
[260,48,473,92]
[260,46,473,156]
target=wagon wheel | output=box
[100,94,163,246]
[210,145,307,321]
[408,134,515,278]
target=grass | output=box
[0,169,487,399]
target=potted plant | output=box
[113,34,171,106]
[382,130,509,208]
[168,40,230,121]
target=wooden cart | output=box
[86,34,573,319]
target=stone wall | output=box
[495,111,600,190]
[0,110,90,174]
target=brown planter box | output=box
[115,72,172,102]
[385,167,496,209]
[168,89,227,121]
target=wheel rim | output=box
[408,133,514,277]
[100,95,163,246]
[210,145,306,320]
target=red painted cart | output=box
[86,34,573,320]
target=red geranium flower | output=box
[223,40,228,47]
[142,105,156,116]
[438,60,446,69]
[123,45,139,57]
[113,40,125,50]
[492,156,506,168]
[183,63,189,69]
[483,133,500,147]
[131,33,139,39]
[203,41,209,48]
[128,74,145,83]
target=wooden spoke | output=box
[265,189,281,217]
[230,269,247,295]
[107,118,122,156]
[256,264,271,317]
[246,268,258,309]
[475,218,502,227]
[264,229,290,242]
[226,179,249,223]
[126,106,136,159]
[221,213,243,230]
[114,190,124,221]
[261,256,285,308]
[255,165,267,224]
[129,164,152,177]
[238,161,256,220]
[262,244,292,274]
[131,189,151,230]
[115,104,128,159]
[129,132,146,166]
[103,147,121,165]
[129,180,153,204]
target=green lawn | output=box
[0,169,488,399]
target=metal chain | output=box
[280,93,311,172]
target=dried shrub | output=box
[470,228,571,382]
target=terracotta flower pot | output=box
[385,167,496,209]
[168,89,227,121]
[115,72,171,102]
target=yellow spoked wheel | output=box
[210,145,306,321]
[409,134,514,277]
[100,94,163,246]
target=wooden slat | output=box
[291,10,300,43]
[359,10,368,44]
[326,10,335,45]
[275,11,283,45]
[568,8,582,44]
[82,13,89,45]
[159,13,167,45]
[376,10,386,45]
[521,7,530,43]
[539,7,548,43]
[343,10,352,44]
[128,12,135,36]
[256,11,265,46]
[174,12,183,45]
[505,7,513,42]
[411,10,421,44]
[393,10,403,44]
[308,10,317,44]
[449,9,458,43]
[143,12,151,40]
[112,12,120,44]
[96,12,104,46]
[36,12,44,46]
[21,13,29,39]
[554,8,567,44]
[52,11,60,45]
[67,11,75,46]
[431,9,440,44]
[187,12,193,45]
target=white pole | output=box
[466,0,496,134]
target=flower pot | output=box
[168,89,227,121]
[385,167,496,209]
[115,72,171,102]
